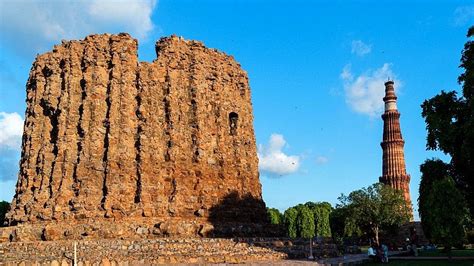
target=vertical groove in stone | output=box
[188,51,199,163]
[36,56,61,217]
[34,65,50,197]
[134,69,143,204]
[72,45,87,199]
[46,58,66,201]
[163,70,172,162]
[100,37,113,211]
[53,42,82,218]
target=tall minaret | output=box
[380,81,413,218]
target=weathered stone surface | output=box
[5,33,267,239]
[0,238,288,264]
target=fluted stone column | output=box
[379,81,413,219]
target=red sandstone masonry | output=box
[379,81,413,218]
[5,33,267,239]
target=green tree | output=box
[267,207,283,225]
[418,159,450,240]
[423,177,469,256]
[0,201,10,226]
[421,26,474,218]
[297,205,315,238]
[284,207,298,238]
[338,183,411,245]
[330,205,362,239]
[305,201,332,237]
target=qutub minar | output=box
[380,80,413,219]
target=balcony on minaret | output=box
[383,80,398,111]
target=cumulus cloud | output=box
[315,156,329,165]
[351,40,372,57]
[258,134,300,176]
[341,63,400,117]
[454,5,474,26]
[0,112,23,181]
[0,112,23,150]
[0,0,157,57]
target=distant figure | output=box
[381,243,389,263]
[410,227,419,256]
[368,246,376,261]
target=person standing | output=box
[368,245,377,261]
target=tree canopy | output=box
[284,207,299,238]
[421,26,474,218]
[297,205,315,238]
[280,202,333,238]
[267,207,283,225]
[418,158,450,240]
[305,201,332,237]
[422,176,469,253]
[337,183,411,245]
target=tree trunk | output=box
[374,226,380,246]
[308,238,314,260]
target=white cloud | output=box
[0,112,23,150]
[315,156,329,165]
[340,64,353,80]
[0,0,158,57]
[454,6,474,26]
[88,0,156,39]
[351,40,372,57]
[341,63,400,117]
[0,112,23,181]
[258,134,300,176]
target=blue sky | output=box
[1,1,473,220]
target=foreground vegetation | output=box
[418,249,474,257]
[418,25,474,253]
[268,183,410,245]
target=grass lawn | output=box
[364,260,474,266]
[418,249,474,257]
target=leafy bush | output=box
[267,207,283,225]
[297,205,315,238]
[284,207,298,238]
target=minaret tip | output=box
[383,80,397,111]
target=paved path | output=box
[232,252,474,265]
[232,251,404,265]
[314,251,405,265]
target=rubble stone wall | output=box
[0,238,287,265]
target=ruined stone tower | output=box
[5,33,268,240]
[380,81,413,218]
